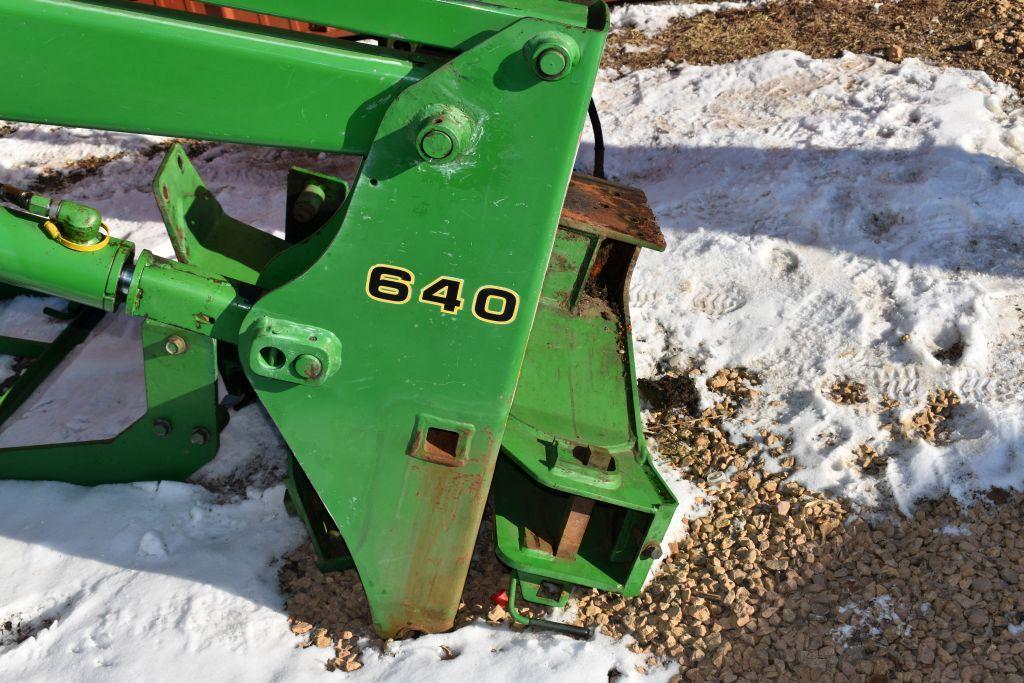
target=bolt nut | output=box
[293,354,323,380]
[292,183,326,223]
[190,427,211,446]
[164,335,188,356]
[153,418,172,437]
[416,106,473,163]
[640,542,663,560]
[524,32,580,81]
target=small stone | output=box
[290,620,314,635]
[313,629,333,649]
[776,501,791,516]
[688,605,712,623]
[967,609,989,628]
[884,44,904,61]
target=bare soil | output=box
[606,0,1024,94]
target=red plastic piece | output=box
[489,589,509,608]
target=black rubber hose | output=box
[588,99,606,179]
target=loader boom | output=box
[0,0,677,638]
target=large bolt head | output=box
[524,32,580,81]
[415,106,472,163]
[536,47,570,79]
[293,354,323,380]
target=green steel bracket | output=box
[516,570,570,608]
[155,144,288,285]
[0,319,221,484]
[244,316,341,386]
[241,16,609,638]
[494,175,676,602]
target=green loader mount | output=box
[0,0,676,638]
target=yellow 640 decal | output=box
[365,264,519,325]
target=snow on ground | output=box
[2,48,1024,679]
[611,0,767,36]
[0,124,163,189]
[583,51,1024,513]
[0,478,660,681]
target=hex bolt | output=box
[523,32,580,81]
[640,542,663,560]
[190,427,211,446]
[164,335,188,356]
[292,182,326,223]
[293,354,323,380]
[153,418,172,437]
[416,106,472,163]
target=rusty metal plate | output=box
[560,173,666,251]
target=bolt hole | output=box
[259,346,287,369]
[369,178,379,187]
[176,155,184,172]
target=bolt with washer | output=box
[164,335,188,356]
[190,427,211,446]
[153,418,172,437]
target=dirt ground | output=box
[606,0,1024,94]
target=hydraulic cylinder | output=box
[0,205,131,312]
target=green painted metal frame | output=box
[0,316,221,484]
[0,0,439,154]
[0,0,677,638]
[494,219,676,596]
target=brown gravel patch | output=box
[606,0,1024,93]
[907,389,962,446]
[279,367,1024,679]
[826,376,868,405]
[280,509,543,671]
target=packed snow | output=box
[2,46,1024,680]
[583,51,1024,513]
